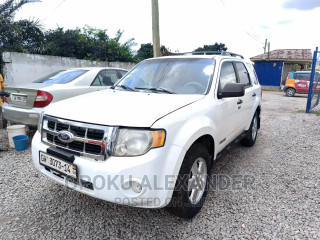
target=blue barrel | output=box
[12,135,28,151]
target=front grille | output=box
[70,126,86,138]
[87,129,104,140]
[41,116,113,160]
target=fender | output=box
[152,99,218,178]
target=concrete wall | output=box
[2,52,136,86]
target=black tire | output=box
[285,88,295,97]
[166,143,211,219]
[241,112,258,147]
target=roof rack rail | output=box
[171,51,244,59]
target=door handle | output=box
[237,99,243,104]
[252,92,256,97]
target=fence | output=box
[306,47,320,113]
[2,52,136,86]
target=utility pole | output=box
[264,39,268,53]
[151,0,161,57]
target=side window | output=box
[118,70,128,77]
[302,73,310,81]
[91,71,104,86]
[91,70,120,86]
[294,73,310,81]
[235,62,251,87]
[219,62,237,90]
[246,62,259,85]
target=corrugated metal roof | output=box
[250,49,312,62]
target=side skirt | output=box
[215,131,247,160]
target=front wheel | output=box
[285,88,295,97]
[166,143,211,219]
[241,112,258,147]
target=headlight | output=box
[113,129,165,157]
[37,112,44,133]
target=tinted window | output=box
[246,62,259,85]
[117,58,215,94]
[294,73,310,81]
[91,70,120,86]
[235,62,251,87]
[118,70,128,77]
[219,62,237,89]
[33,70,88,84]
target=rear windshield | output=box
[117,58,215,94]
[33,69,88,84]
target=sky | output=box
[7,0,320,59]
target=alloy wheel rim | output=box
[252,116,258,140]
[288,89,294,96]
[188,157,207,205]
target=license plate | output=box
[39,152,77,179]
[12,95,27,103]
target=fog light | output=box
[131,181,142,193]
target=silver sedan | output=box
[3,67,128,126]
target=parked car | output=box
[281,71,320,97]
[3,67,128,126]
[32,52,261,219]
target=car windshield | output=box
[33,69,88,84]
[115,58,215,94]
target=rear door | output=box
[294,73,310,93]
[90,69,121,91]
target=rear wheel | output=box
[241,112,258,147]
[285,88,295,97]
[166,143,211,219]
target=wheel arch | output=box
[191,135,215,164]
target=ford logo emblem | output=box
[57,130,74,143]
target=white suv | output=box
[32,52,261,219]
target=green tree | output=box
[44,28,82,58]
[0,0,44,73]
[44,26,136,62]
[0,0,44,53]
[134,43,169,62]
[194,43,227,52]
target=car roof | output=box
[290,71,320,74]
[145,54,246,62]
[143,54,252,66]
[65,67,128,71]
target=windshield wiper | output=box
[135,87,175,94]
[111,85,137,92]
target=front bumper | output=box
[2,103,42,126]
[31,131,186,208]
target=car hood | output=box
[44,89,204,127]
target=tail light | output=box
[33,90,53,108]
[4,97,9,103]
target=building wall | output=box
[2,52,136,86]
[254,61,283,86]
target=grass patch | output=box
[298,109,320,116]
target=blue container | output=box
[13,135,28,151]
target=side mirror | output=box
[218,83,245,99]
